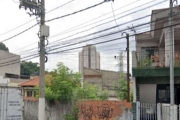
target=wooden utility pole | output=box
[122,32,130,102]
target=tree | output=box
[45,62,81,103]
[45,62,108,104]
[114,74,133,102]
[42,62,108,120]
[20,61,39,75]
[0,43,9,52]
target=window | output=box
[141,47,158,60]
[27,91,32,97]
[157,85,170,103]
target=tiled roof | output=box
[19,77,39,87]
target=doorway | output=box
[175,86,180,105]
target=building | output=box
[83,67,132,99]
[19,76,39,99]
[0,50,20,76]
[79,45,100,74]
[132,7,180,105]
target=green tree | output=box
[45,62,81,103]
[20,61,39,75]
[42,62,108,120]
[115,74,133,102]
[0,43,9,52]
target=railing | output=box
[133,51,180,68]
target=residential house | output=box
[132,6,180,120]
[19,76,39,99]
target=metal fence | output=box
[139,103,157,120]
[136,102,179,120]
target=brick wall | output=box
[78,100,132,120]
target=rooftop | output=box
[19,77,39,87]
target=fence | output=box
[135,102,179,120]
[139,103,157,120]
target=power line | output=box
[45,1,105,22]
[0,0,75,38]
[46,0,75,14]
[11,0,143,53]
[47,13,180,53]
[0,23,38,43]
[48,22,180,54]
[0,1,107,43]
[14,11,180,58]
[47,0,169,47]
[48,0,151,39]
[0,29,180,68]
[48,0,165,40]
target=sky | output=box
[0,0,170,73]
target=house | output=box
[19,76,39,98]
[83,67,132,100]
[131,6,180,120]
[132,6,180,104]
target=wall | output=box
[78,100,132,120]
[24,100,132,120]
[0,50,20,76]
[139,84,157,103]
[23,100,71,120]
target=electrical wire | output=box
[0,23,38,43]
[0,1,107,43]
[11,14,180,60]
[45,1,105,22]
[0,2,177,61]
[46,0,75,14]
[48,0,167,41]
[48,22,180,54]
[0,0,75,37]
[49,0,155,39]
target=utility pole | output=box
[39,0,46,120]
[169,0,174,105]
[19,0,49,119]
[122,32,130,102]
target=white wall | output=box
[139,84,157,103]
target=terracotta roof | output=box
[19,77,39,87]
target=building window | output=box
[141,47,158,60]
[27,91,32,97]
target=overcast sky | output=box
[0,0,169,72]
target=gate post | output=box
[136,101,140,120]
[157,103,162,120]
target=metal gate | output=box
[139,103,157,120]
[0,86,23,120]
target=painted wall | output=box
[78,100,132,120]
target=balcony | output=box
[132,51,180,77]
